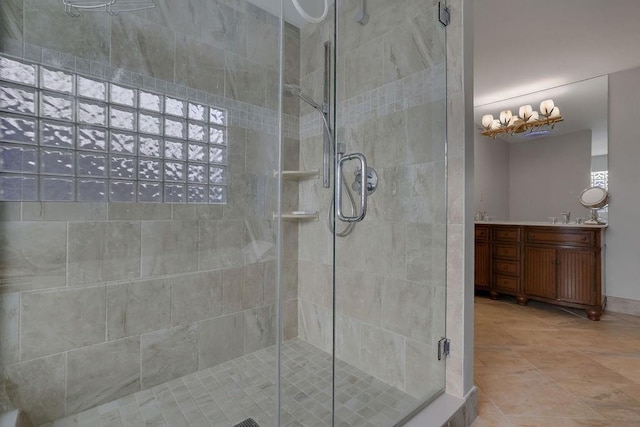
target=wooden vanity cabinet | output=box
[556,248,598,304]
[523,246,556,300]
[475,224,605,320]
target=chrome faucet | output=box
[561,211,571,224]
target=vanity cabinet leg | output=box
[586,309,602,321]
[516,296,528,306]
[489,291,499,300]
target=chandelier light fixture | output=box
[63,0,156,17]
[480,99,563,138]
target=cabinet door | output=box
[557,249,596,304]
[524,246,556,299]
[475,241,491,288]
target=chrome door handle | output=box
[337,152,367,222]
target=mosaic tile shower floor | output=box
[45,339,420,427]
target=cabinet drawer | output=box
[495,275,519,292]
[475,226,489,240]
[495,244,519,260]
[494,227,521,242]
[495,260,520,276]
[525,229,593,247]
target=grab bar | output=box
[336,152,367,222]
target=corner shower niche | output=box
[276,169,319,221]
[281,169,318,180]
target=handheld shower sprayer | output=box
[283,84,324,113]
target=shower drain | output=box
[233,418,260,427]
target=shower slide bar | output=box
[322,41,331,189]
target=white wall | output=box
[474,135,509,219]
[591,154,608,172]
[607,66,640,301]
[508,130,592,222]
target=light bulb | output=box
[499,110,513,126]
[519,105,533,121]
[482,114,494,129]
[491,119,501,130]
[530,111,540,121]
[550,106,561,118]
[540,99,555,116]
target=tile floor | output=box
[45,339,422,427]
[472,295,640,427]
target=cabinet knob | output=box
[529,233,535,239]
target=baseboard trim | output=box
[606,296,640,316]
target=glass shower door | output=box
[331,0,448,425]
[0,1,285,426]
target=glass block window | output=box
[590,170,608,190]
[0,55,227,203]
[590,170,609,215]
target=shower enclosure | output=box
[0,0,448,426]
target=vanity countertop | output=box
[475,220,607,229]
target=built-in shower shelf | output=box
[275,212,319,221]
[280,170,319,180]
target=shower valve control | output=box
[352,166,378,195]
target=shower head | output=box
[283,83,323,112]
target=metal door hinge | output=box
[439,2,450,26]
[437,337,450,360]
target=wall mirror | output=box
[474,75,609,223]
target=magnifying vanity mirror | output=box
[579,186,609,224]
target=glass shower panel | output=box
[332,0,448,425]
[284,0,447,425]
[0,1,283,426]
